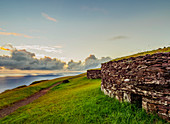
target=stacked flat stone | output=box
[87,70,101,79]
[101,52,170,121]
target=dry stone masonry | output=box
[100,52,170,121]
[87,70,101,79]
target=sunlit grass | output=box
[0,75,79,109]
[0,75,167,124]
[111,47,170,62]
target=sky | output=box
[0,0,170,69]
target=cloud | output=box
[0,32,33,38]
[42,13,58,22]
[67,55,112,71]
[109,36,128,41]
[67,60,83,71]
[84,55,111,70]
[0,47,65,70]
[0,45,111,71]
[15,45,62,54]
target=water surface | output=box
[0,72,81,93]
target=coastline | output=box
[0,72,83,94]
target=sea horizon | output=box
[0,71,83,93]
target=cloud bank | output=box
[0,49,65,70]
[0,46,112,70]
[67,55,111,71]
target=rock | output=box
[62,80,69,83]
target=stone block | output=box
[123,92,131,103]
[142,100,148,112]
[147,103,157,113]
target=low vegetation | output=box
[111,47,170,62]
[0,75,77,109]
[0,74,167,124]
[88,68,101,71]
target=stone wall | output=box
[87,70,101,79]
[101,52,170,121]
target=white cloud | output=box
[15,45,62,54]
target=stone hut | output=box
[101,52,170,121]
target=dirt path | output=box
[0,81,63,118]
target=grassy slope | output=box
[0,75,77,109]
[111,47,170,62]
[0,74,167,124]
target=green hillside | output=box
[0,76,75,109]
[0,74,167,124]
[111,47,170,62]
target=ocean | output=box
[0,72,82,93]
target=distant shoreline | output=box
[0,72,83,93]
[0,70,85,78]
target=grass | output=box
[88,68,101,71]
[111,47,170,62]
[0,75,80,109]
[0,74,167,124]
